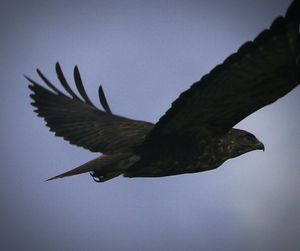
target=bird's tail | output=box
[46,152,140,182]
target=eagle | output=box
[27,0,300,183]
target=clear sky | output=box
[1,0,299,250]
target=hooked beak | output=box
[257,142,265,152]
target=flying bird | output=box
[27,0,300,182]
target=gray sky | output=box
[1,0,299,250]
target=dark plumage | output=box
[28,0,299,182]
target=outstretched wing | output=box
[144,0,300,142]
[28,63,153,154]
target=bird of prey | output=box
[27,0,299,182]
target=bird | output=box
[27,0,299,183]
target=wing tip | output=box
[55,61,60,70]
[286,0,300,23]
[98,85,113,114]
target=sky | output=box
[1,0,299,250]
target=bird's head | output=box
[225,129,265,158]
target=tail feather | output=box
[46,157,106,181]
[46,153,138,182]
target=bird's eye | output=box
[245,134,256,142]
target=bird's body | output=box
[28,0,299,183]
[125,129,264,178]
